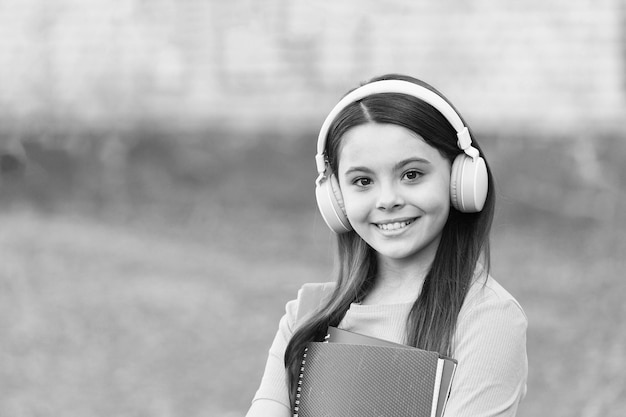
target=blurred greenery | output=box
[0,129,625,416]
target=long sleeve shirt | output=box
[251,273,528,417]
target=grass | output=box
[1,132,625,416]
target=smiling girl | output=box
[247,74,528,417]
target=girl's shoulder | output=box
[293,282,336,326]
[462,271,527,324]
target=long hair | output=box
[284,74,496,406]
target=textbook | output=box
[327,326,457,417]
[294,327,457,417]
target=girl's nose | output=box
[375,183,405,211]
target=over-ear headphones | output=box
[315,79,488,234]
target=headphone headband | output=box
[315,79,479,177]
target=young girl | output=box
[247,74,528,417]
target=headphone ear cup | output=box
[315,173,352,233]
[450,154,488,213]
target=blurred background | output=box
[1,1,625,416]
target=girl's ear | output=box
[449,154,488,213]
[315,173,352,233]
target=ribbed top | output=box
[338,301,413,344]
[251,274,528,417]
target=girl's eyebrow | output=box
[394,157,431,170]
[342,157,431,176]
[343,165,374,176]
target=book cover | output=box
[295,341,443,417]
[326,327,457,417]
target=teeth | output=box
[377,220,413,231]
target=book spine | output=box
[293,347,308,417]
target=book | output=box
[294,327,457,417]
[327,327,457,417]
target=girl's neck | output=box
[360,256,431,305]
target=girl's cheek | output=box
[345,194,371,218]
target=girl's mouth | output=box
[375,218,416,231]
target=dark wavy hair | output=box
[284,74,496,407]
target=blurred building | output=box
[0,0,624,137]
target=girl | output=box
[247,74,528,417]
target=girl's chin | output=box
[368,237,442,264]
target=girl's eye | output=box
[353,177,372,187]
[403,170,421,181]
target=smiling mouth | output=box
[375,218,417,231]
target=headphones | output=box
[314,79,488,234]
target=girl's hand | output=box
[245,399,291,417]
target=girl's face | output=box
[337,123,451,266]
